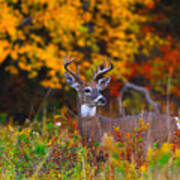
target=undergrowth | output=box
[0,115,180,180]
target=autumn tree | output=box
[127,0,180,112]
[0,0,179,120]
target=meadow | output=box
[0,112,179,179]
[0,0,180,179]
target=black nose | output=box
[98,97,107,105]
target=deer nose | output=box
[96,96,107,106]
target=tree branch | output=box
[119,82,160,113]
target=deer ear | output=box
[96,77,111,91]
[65,73,80,91]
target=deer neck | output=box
[81,104,96,118]
[77,93,97,118]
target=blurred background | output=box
[0,0,180,124]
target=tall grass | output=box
[0,113,179,179]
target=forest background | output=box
[0,0,180,179]
[0,0,180,121]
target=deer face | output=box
[64,56,113,117]
[65,72,111,106]
[83,85,107,106]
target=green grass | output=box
[0,114,179,179]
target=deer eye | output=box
[84,87,92,94]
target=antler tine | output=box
[93,58,113,81]
[63,56,83,84]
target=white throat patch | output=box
[81,104,96,117]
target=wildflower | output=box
[114,126,120,134]
[174,116,179,121]
[126,162,138,179]
[101,133,115,148]
[55,121,62,127]
[160,142,172,154]
[7,124,14,132]
[139,164,147,173]
[111,157,120,166]
[69,139,75,146]
[54,114,64,119]
[174,116,180,129]
[58,173,61,178]
[101,133,119,153]
[32,131,40,137]
[72,123,77,129]
[139,117,144,125]
[147,148,154,159]
[138,178,145,180]
[175,148,180,158]
[48,139,53,146]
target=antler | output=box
[92,58,113,81]
[63,56,83,84]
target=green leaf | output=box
[92,44,100,52]
[153,142,158,149]
[158,154,170,167]
[78,25,88,32]
[94,141,100,147]
[34,144,46,156]
[118,142,124,147]
[113,153,119,160]
[24,152,30,161]
[48,122,53,128]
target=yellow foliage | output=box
[147,147,155,159]
[101,133,119,154]
[0,40,11,63]
[139,164,147,173]
[175,148,180,158]
[160,142,172,154]
[126,162,138,180]
[0,0,164,88]
[5,65,18,74]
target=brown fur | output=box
[79,112,177,151]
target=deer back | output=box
[98,112,177,148]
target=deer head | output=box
[64,56,113,117]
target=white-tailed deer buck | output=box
[64,56,180,151]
